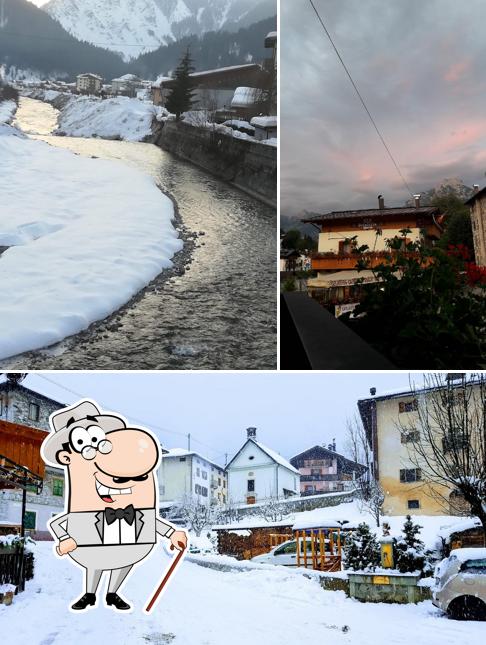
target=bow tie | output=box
[104,505,135,526]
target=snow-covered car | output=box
[251,539,323,566]
[432,548,486,620]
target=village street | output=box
[2,542,483,645]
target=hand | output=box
[56,537,77,556]
[169,530,188,552]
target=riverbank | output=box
[0,105,183,361]
[3,97,276,369]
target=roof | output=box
[302,205,441,225]
[251,116,277,128]
[162,448,224,471]
[231,86,260,107]
[226,438,300,475]
[290,445,367,472]
[465,186,486,205]
[155,64,262,88]
[112,74,141,82]
[77,73,102,80]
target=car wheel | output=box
[448,596,486,621]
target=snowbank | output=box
[56,96,167,141]
[0,127,182,360]
[0,100,17,125]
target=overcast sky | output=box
[10,371,434,466]
[281,0,486,219]
[27,0,48,6]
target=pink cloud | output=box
[444,60,471,82]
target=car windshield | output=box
[462,558,486,574]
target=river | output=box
[3,97,277,370]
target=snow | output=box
[447,547,486,563]
[261,137,278,147]
[0,100,17,124]
[2,541,484,645]
[0,126,182,360]
[231,86,259,107]
[222,119,255,132]
[0,583,16,594]
[56,96,164,141]
[251,116,277,128]
[163,448,224,471]
[252,439,300,474]
[438,517,482,544]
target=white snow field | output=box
[0,100,16,124]
[2,542,483,645]
[57,96,167,141]
[0,124,182,360]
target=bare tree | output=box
[170,495,217,536]
[254,497,291,523]
[398,373,486,542]
[345,415,384,526]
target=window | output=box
[29,403,40,421]
[218,478,221,486]
[461,559,486,574]
[223,480,226,488]
[398,399,418,414]
[195,484,201,494]
[202,471,208,480]
[179,457,186,462]
[443,429,469,452]
[400,468,422,483]
[275,542,297,555]
[310,468,321,476]
[201,486,208,497]
[401,430,420,444]
[408,499,420,509]
[0,397,3,415]
[247,479,255,492]
[24,510,36,530]
[222,494,226,503]
[52,478,64,497]
[248,455,254,461]
[196,468,200,477]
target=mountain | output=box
[0,0,128,79]
[130,16,275,77]
[44,0,276,61]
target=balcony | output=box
[310,249,430,272]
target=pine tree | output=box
[165,48,196,121]
[343,522,381,571]
[394,515,427,574]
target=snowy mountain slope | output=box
[43,0,276,61]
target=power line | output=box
[307,0,414,197]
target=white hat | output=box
[41,399,127,466]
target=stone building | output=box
[466,185,486,267]
[0,377,65,537]
[76,73,102,95]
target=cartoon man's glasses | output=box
[69,425,113,460]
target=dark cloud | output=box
[281,0,486,218]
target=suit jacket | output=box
[49,508,174,547]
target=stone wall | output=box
[235,490,356,519]
[152,120,276,208]
[0,385,63,432]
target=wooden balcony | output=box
[311,251,392,271]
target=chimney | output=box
[473,184,480,194]
[378,195,385,209]
[247,427,257,439]
[370,387,376,396]
[413,194,421,208]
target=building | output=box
[357,378,480,516]
[76,73,103,95]
[251,116,277,141]
[230,86,261,120]
[226,427,300,505]
[111,74,144,97]
[465,184,486,267]
[158,448,227,510]
[0,377,65,537]
[302,194,444,307]
[290,443,366,495]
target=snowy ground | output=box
[56,96,167,141]
[2,542,483,645]
[0,121,182,360]
[0,100,16,125]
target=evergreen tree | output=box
[394,515,428,574]
[165,48,196,121]
[343,522,381,571]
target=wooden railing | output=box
[0,549,33,593]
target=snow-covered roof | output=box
[252,439,300,474]
[293,518,360,531]
[448,547,486,562]
[162,448,224,471]
[190,64,260,78]
[266,31,277,39]
[77,73,102,80]
[112,74,141,82]
[231,87,260,108]
[250,116,277,129]
[438,517,482,543]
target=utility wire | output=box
[307,0,414,197]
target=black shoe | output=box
[106,592,131,610]
[71,593,96,610]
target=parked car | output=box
[432,548,486,620]
[251,539,331,566]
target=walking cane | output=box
[145,541,186,613]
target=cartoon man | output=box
[41,399,188,612]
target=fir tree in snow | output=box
[394,515,430,575]
[165,48,196,121]
[343,522,381,571]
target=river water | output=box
[4,98,277,370]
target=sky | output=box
[27,0,48,6]
[281,0,486,219]
[9,371,434,467]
